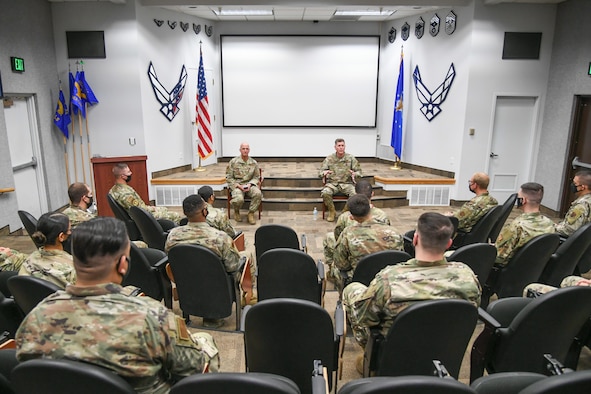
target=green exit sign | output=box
[10,57,24,72]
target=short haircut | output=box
[198,185,215,201]
[416,212,454,253]
[355,179,373,199]
[112,163,129,177]
[348,194,371,218]
[520,182,544,204]
[575,170,591,187]
[335,138,345,145]
[32,212,70,246]
[183,194,206,217]
[68,182,88,204]
[72,217,128,265]
[472,172,490,189]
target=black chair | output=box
[447,243,497,287]
[0,349,18,394]
[17,210,41,248]
[7,276,61,315]
[106,194,142,241]
[470,286,591,382]
[363,299,477,379]
[519,370,591,394]
[167,244,241,330]
[244,298,342,394]
[538,222,591,286]
[0,293,24,339]
[350,250,411,286]
[471,372,547,394]
[257,248,324,305]
[487,193,518,243]
[170,372,300,394]
[338,376,477,394]
[0,271,18,297]
[128,206,168,251]
[482,233,560,308]
[11,358,136,394]
[254,224,305,262]
[123,243,172,308]
[576,243,591,276]
[454,205,503,248]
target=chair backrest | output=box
[577,243,591,275]
[167,244,237,324]
[7,276,61,315]
[351,250,412,286]
[244,298,338,394]
[488,193,518,243]
[448,243,497,286]
[494,233,560,299]
[17,210,41,247]
[491,286,591,374]
[123,243,165,302]
[539,222,591,286]
[0,271,18,297]
[255,224,300,261]
[0,293,24,338]
[375,299,478,379]
[518,370,591,394]
[257,248,322,304]
[106,194,142,241]
[12,358,136,394]
[460,205,503,246]
[128,206,166,251]
[470,372,547,394]
[170,372,301,394]
[338,376,477,394]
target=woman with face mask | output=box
[18,212,75,288]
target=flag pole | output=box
[194,40,207,172]
[78,111,86,183]
[63,135,71,187]
[390,45,404,172]
[80,61,96,194]
[68,65,79,182]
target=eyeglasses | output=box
[468,180,475,184]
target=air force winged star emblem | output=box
[147,62,188,121]
[412,63,456,121]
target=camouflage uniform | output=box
[205,202,237,238]
[319,153,362,200]
[16,282,219,394]
[555,193,591,237]
[453,192,498,232]
[494,212,556,266]
[18,247,75,288]
[109,183,182,224]
[524,275,591,296]
[225,157,262,213]
[323,208,391,283]
[332,219,404,291]
[0,248,28,272]
[343,258,481,347]
[63,204,96,229]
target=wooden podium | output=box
[91,156,148,217]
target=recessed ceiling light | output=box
[214,9,273,16]
[334,10,395,16]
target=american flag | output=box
[196,48,213,159]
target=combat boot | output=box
[234,207,242,222]
[323,195,336,222]
[247,212,256,225]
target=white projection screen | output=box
[221,35,380,127]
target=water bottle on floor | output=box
[313,207,318,221]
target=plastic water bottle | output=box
[313,207,318,221]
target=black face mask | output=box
[125,175,132,183]
[570,182,579,194]
[516,197,524,208]
[468,184,476,194]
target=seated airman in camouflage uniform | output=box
[447,172,498,234]
[16,217,219,393]
[198,185,238,238]
[63,182,96,229]
[324,180,390,285]
[332,194,403,293]
[319,138,362,222]
[524,275,591,297]
[225,142,262,225]
[0,247,28,272]
[18,212,75,288]
[495,182,555,267]
[555,170,591,237]
[109,163,182,224]
[343,212,481,356]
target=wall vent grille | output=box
[408,186,450,206]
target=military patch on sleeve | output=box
[175,316,191,341]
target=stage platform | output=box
[150,159,456,211]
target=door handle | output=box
[490,152,499,158]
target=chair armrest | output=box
[240,305,252,332]
[478,307,502,330]
[470,307,502,383]
[301,234,307,253]
[317,259,325,280]
[152,256,169,271]
[312,360,329,394]
[233,232,245,252]
[334,301,345,338]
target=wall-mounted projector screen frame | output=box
[220,35,380,128]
